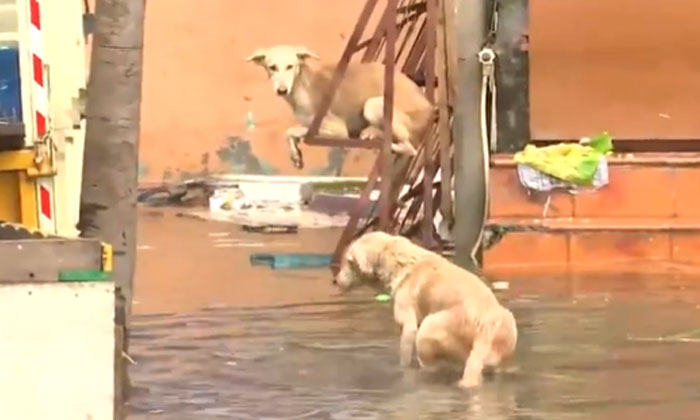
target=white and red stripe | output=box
[37,178,55,231]
[28,0,55,233]
[29,0,48,140]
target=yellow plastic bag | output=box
[513,133,613,186]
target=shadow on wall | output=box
[217,136,279,175]
[216,135,349,176]
[310,146,348,177]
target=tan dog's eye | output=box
[286,65,293,70]
[269,65,278,71]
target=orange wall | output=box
[137,0,378,184]
[530,0,700,140]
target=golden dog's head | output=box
[333,231,393,291]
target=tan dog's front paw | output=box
[360,126,384,141]
[287,136,304,169]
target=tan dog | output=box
[246,45,434,169]
[333,231,517,388]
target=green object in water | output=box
[514,131,614,186]
[375,293,391,303]
[250,253,333,269]
[58,270,112,282]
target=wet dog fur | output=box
[333,231,517,389]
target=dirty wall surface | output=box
[135,0,377,185]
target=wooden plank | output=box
[0,239,103,282]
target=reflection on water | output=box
[130,209,700,419]
[127,281,700,420]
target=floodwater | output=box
[128,208,700,420]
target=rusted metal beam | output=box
[437,0,454,224]
[424,1,437,103]
[443,0,458,105]
[322,0,455,270]
[379,0,398,231]
[402,19,427,76]
[396,2,423,64]
[362,2,391,62]
[304,136,381,149]
[306,0,378,141]
[421,0,437,245]
[330,160,381,275]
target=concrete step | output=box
[484,217,700,274]
[490,152,700,220]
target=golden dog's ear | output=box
[295,46,320,61]
[347,246,373,273]
[245,49,267,65]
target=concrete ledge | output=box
[0,238,104,282]
[484,229,700,274]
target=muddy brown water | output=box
[128,209,700,420]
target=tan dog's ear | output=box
[245,49,267,65]
[295,46,320,61]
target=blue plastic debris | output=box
[250,253,333,269]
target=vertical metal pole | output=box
[78,0,145,417]
[421,0,437,245]
[306,0,377,140]
[438,0,455,227]
[379,0,398,230]
[453,0,486,270]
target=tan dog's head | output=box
[333,231,393,291]
[245,45,320,96]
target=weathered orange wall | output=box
[530,0,700,141]
[137,0,378,184]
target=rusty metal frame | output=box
[299,0,455,274]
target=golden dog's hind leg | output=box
[415,310,465,372]
[394,298,418,367]
[457,322,499,389]
[362,96,418,156]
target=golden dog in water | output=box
[333,231,517,388]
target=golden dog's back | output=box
[406,257,499,320]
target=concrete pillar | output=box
[452,0,487,271]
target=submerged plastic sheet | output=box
[250,253,333,269]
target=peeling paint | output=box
[216,136,278,175]
[138,162,150,179]
[162,167,174,182]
